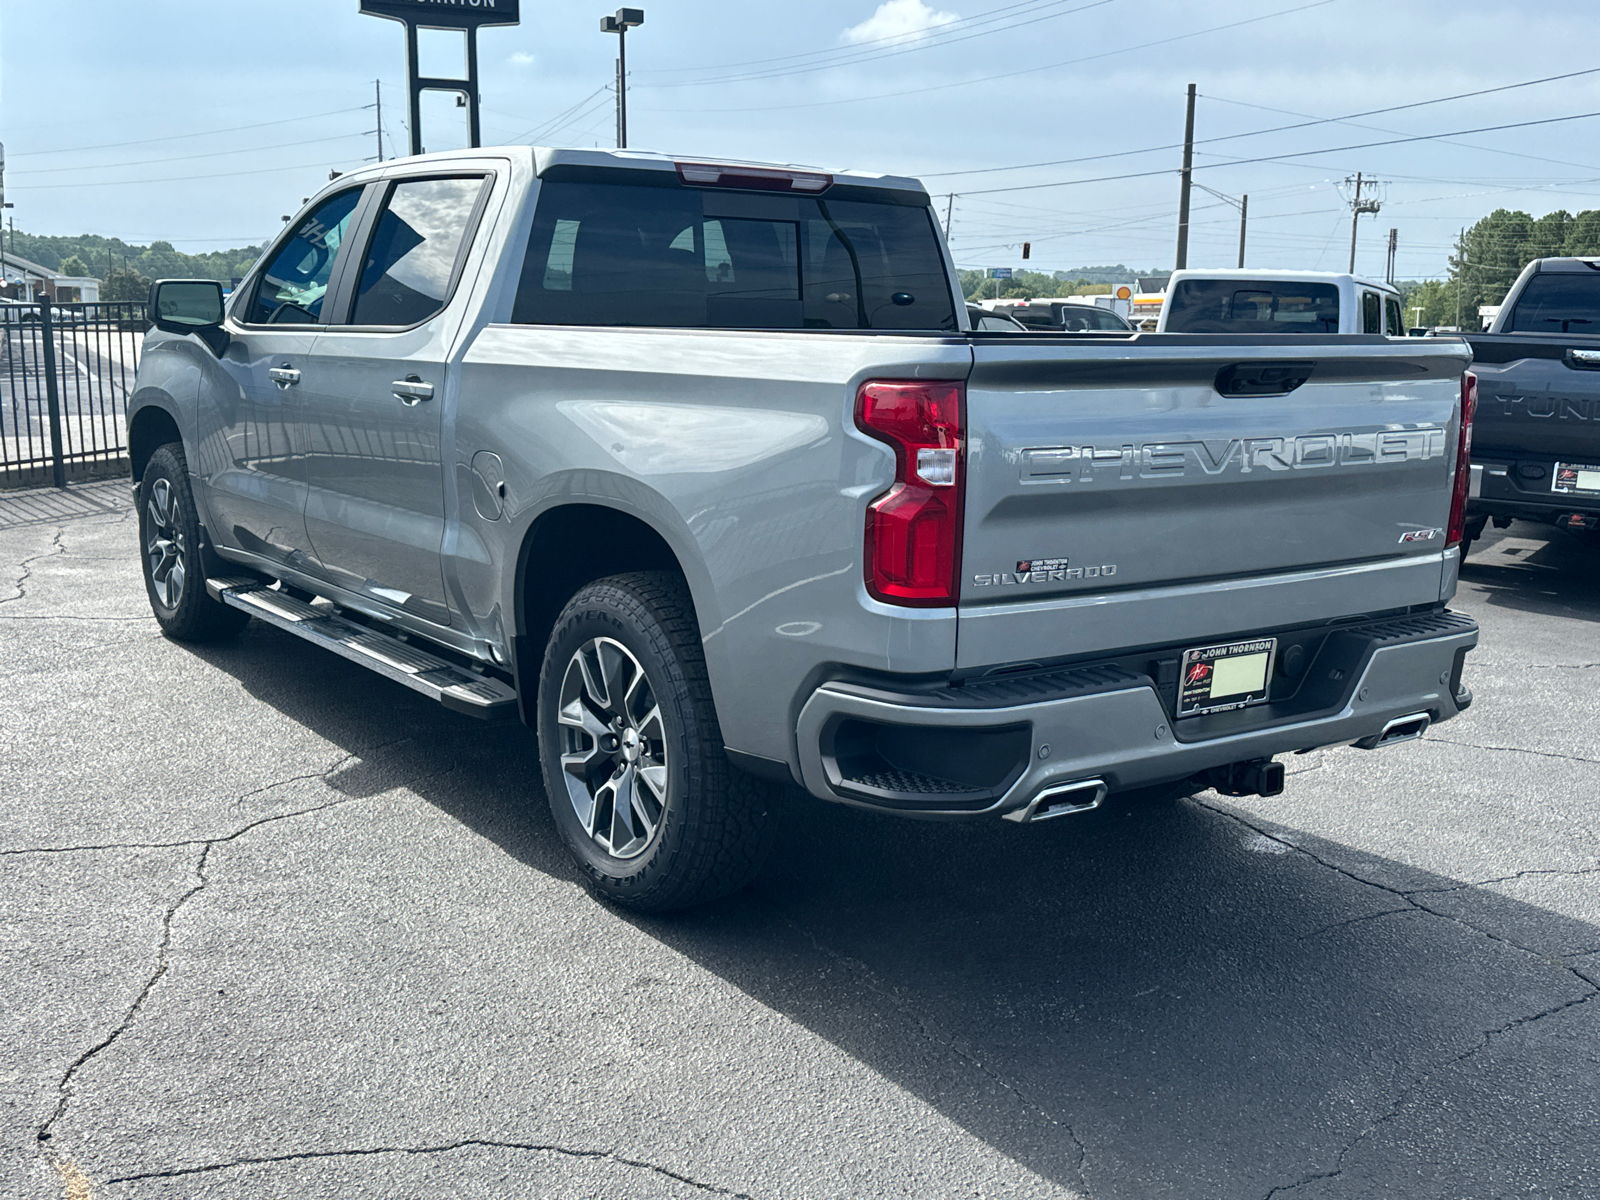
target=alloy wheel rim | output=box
[557,637,669,860]
[144,478,187,610]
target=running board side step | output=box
[206,578,517,720]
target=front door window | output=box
[244,189,362,325]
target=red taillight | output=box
[856,380,965,606]
[1446,371,1478,548]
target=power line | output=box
[923,64,1600,180]
[7,107,370,158]
[637,0,1075,74]
[506,85,613,144]
[18,132,368,176]
[10,158,359,192]
[639,0,1118,89]
[958,107,1600,197]
[651,0,1341,114]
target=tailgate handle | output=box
[1566,348,1600,370]
[1214,361,1315,397]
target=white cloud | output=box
[841,0,959,46]
[509,51,537,66]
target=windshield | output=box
[1163,279,1341,334]
[1506,271,1600,334]
[513,179,957,331]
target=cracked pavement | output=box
[2,483,1598,1199]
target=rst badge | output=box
[1398,527,1442,543]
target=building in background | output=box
[1,251,100,302]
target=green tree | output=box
[958,269,1127,304]
[5,230,263,284]
[100,266,150,303]
[57,254,92,279]
[1397,279,1458,329]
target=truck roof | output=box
[338,145,930,198]
[1166,268,1399,296]
[1519,257,1600,273]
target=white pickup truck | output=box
[1158,270,1407,336]
[131,147,1480,910]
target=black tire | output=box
[138,443,250,642]
[537,571,777,912]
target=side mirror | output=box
[149,279,229,354]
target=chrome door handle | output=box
[269,366,301,389]
[392,377,434,406]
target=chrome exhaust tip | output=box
[1355,711,1431,750]
[1003,778,1108,823]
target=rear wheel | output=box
[139,444,249,642]
[537,571,777,912]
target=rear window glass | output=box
[1506,272,1600,334]
[512,179,956,331]
[1163,280,1340,333]
[1054,306,1129,331]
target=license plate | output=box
[1179,638,1277,717]
[1553,461,1600,496]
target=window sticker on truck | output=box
[1179,639,1277,717]
[1553,462,1600,495]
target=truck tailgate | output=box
[957,336,1470,670]
[1464,333,1600,460]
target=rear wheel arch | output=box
[512,503,702,717]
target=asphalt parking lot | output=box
[3,481,1598,1200]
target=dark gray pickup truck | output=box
[1464,257,1600,549]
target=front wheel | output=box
[537,572,777,912]
[139,443,249,642]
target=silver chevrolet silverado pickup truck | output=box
[131,147,1479,910]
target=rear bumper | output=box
[795,611,1478,818]
[1470,456,1600,528]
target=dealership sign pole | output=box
[359,0,521,156]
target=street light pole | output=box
[601,9,644,150]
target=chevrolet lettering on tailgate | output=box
[1020,430,1448,484]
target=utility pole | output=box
[1455,227,1465,328]
[375,80,384,162]
[1237,193,1248,269]
[944,193,955,239]
[1174,83,1196,270]
[601,9,644,149]
[1346,172,1381,273]
[1385,227,1398,284]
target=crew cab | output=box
[131,147,1479,911]
[1158,270,1406,336]
[1461,257,1600,549]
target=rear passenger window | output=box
[512,178,956,331]
[1362,291,1382,334]
[1384,297,1404,336]
[350,176,487,328]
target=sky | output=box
[2,0,1597,281]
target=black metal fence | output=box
[0,297,146,488]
